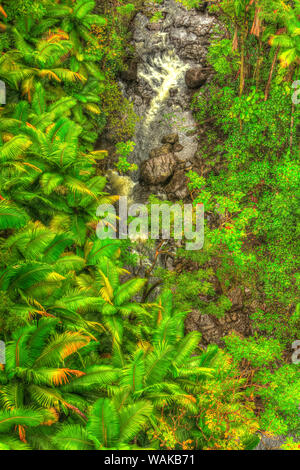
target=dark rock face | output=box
[195,1,208,13]
[185,67,207,89]
[141,153,176,185]
[120,60,138,82]
[165,169,189,199]
[161,133,179,144]
[149,143,173,158]
[185,309,252,346]
[173,143,184,152]
[183,282,266,346]
[120,0,217,172]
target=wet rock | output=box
[169,87,178,97]
[146,23,162,31]
[141,153,176,185]
[174,137,198,162]
[161,133,179,144]
[192,24,215,37]
[195,1,208,13]
[149,143,173,158]
[173,14,191,28]
[135,41,146,56]
[173,143,184,152]
[180,44,207,61]
[120,60,138,82]
[165,169,189,199]
[185,308,251,346]
[185,67,207,89]
[170,28,197,42]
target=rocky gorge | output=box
[121,0,216,191]
[114,0,257,347]
[1,0,297,451]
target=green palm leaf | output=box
[87,398,120,448]
[114,278,147,307]
[173,331,202,367]
[119,401,153,443]
[52,424,93,450]
[0,135,32,162]
[120,350,145,393]
[0,201,29,230]
[0,408,50,433]
[74,0,96,19]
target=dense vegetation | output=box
[0,0,298,451]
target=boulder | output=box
[161,133,179,144]
[173,143,184,153]
[185,67,207,89]
[169,87,179,97]
[140,153,176,185]
[165,169,189,200]
[120,60,137,82]
[185,308,251,346]
[149,143,172,158]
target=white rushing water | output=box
[139,49,189,131]
[120,0,214,173]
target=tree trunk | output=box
[253,39,262,88]
[264,46,279,101]
[289,102,295,151]
[239,36,245,96]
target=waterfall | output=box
[107,170,136,204]
[119,0,215,181]
[130,45,190,171]
[139,50,189,131]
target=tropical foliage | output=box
[0,0,298,451]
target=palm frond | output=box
[52,424,93,450]
[87,398,119,448]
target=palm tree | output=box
[0,199,29,230]
[70,78,104,145]
[46,0,107,59]
[55,251,149,357]
[210,0,250,95]
[0,31,85,101]
[0,85,116,245]
[0,319,93,444]
[0,408,52,449]
[258,1,300,99]
[0,220,88,328]
[51,398,153,450]
[269,9,300,74]
[109,290,215,413]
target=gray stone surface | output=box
[120,0,217,177]
[140,153,176,185]
[185,67,207,88]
